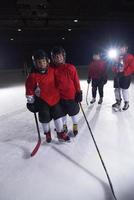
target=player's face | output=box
[52,53,65,65]
[36,58,48,69]
[119,46,127,55]
[93,54,100,60]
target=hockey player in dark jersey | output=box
[87,52,107,104]
[25,49,70,142]
[112,43,134,111]
[51,46,82,136]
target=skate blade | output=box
[58,138,71,142]
[112,107,121,112]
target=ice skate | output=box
[90,98,96,104]
[112,99,121,107]
[122,101,129,111]
[45,131,52,143]
[112,100,121,112]
[98,98,103,104]
[113,106,121,112]
[112,104,121,112]
[57,131,70,142]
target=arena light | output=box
[107,48,118,59]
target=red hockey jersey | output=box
[25,67,60,106]
[53,63,81,100]
[112,53,134,76]
[88,60,106,79]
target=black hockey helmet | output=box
[32,49,49,62]
[31,49,49,73]
[120,42,128,48]
[51,46,66,59]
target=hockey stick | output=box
[31,113,41,157]
[86,83,89,105]
[79,103,118,200]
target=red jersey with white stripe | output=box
[25,67,60,106]
[53,63,81,100]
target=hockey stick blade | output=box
[31,139,41,157]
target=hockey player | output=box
[87,52,107,104]
[51,46,82,136]
[25,49,70,142]
[112,43,134,111]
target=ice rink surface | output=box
[0,73,134,200]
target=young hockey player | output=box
[112,43,134,111]
[87,52,107,104]
[25,49,70,142]
[51,46,82,136]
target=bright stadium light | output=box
[107,48,118,59]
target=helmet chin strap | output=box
[38,68,48,74]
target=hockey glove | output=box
[101,75,107,85]
[75,90,83,103]
[87,78,91,84]
[103,78,107,85]
[26,103,39,113]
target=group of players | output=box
[25,47,82,143]
[87,43,134,111]
[25,43,134,143]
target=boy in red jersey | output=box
[112,43,134,111]
[25,49,70,142]
[87,52,107,104]
[51,46,82,136]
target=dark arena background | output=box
[1,1,134,200]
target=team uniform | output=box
[88,59,107,104]
[26,67,64,122]
[54,63,80,115]
[53,63,82,135]
[112,53,134,111]
[25,65,70,142]
[50,46,82,136]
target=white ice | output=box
[0,73,134,200]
